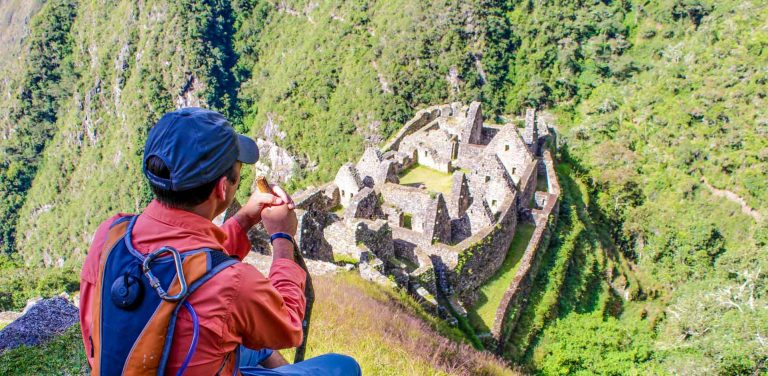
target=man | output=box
[79,108,360,375]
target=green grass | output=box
[403,213,413,229]
[333,253,359,265]
[398,165,454,196]
[0,324,88,375]
[467,222,537,332]
[330,204,345,216]
[536,172,548,193]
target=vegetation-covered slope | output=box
[0,0,765,374]
[0,273,518,376]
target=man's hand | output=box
[261,202,298,261]
[233,184,295,230]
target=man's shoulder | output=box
[214,260,267,282]
[81,213,134,282]
[202,260,269,296]
[97,213,134,233]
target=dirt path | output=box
[701,177,763,222]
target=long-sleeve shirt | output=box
[79,200,306,375]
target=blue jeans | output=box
[239,347,361,376]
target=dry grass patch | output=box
[285,272,521,376]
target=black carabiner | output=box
[142,246,188,302]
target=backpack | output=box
[89,215,240,375]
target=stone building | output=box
[487,125,534,187]
[335,163,363,207]
[399,125,457,173]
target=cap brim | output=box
[237,134,259,164]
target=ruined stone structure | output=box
[228,102,560,354]
[293,102,555,302]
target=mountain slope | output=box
[0,0,765,374]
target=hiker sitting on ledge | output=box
[78,108,360,375]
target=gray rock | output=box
[0,297,79,352]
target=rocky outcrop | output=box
[0,297,79,352]
[254,138,297,185]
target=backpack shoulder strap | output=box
[154,249,239,374]
[108,215,134,229]
[91,215,136,376]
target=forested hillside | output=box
[0,0,765,374]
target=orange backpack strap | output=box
[91,217,132,376]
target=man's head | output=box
[143,108,258,215]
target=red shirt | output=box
[79,200,306,375]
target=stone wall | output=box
[345,187,383,220]
[461,101,483,144]
[423,193,451,244]
[335,163,363,207]
[455,143,485,170]
[323,218,396,263]
[295,183,339,211]
[296,208,335,261]
[399,123,455,173]
[518,160,537,210]
[490,150,561,354]
[447,171,470,218]
[354,219,395,261]
[488,125,533,186]
[379,183,434,234]
[293,183,340,261]
[324,221,357,259]
[381,106,440,152]
[542,150,560,194]
[522,108,537,146]
[451,194,519,306]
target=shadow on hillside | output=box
[504,144,628,363]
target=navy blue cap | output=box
[142,107,259,191]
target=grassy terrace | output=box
[536,171,549,193]
[398,165,454,195]
[467,222,537,333]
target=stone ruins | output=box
[225,102,560,348]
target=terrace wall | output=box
[490,150,561,354]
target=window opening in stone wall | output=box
[492,199,497,207]
[403,213,413,230]
[485,176,490,182]
[505,144,509,151]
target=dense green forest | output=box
[0,0,765,374]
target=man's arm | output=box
[223,184,306,349]
[225,259,306,350]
